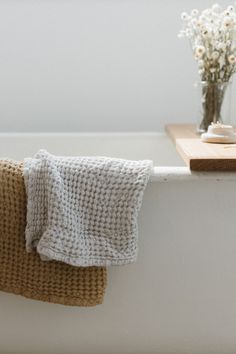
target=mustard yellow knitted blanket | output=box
[0,160,107,306]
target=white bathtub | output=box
[1,132,236,354]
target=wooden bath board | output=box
[165,124,236,171]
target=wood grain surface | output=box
[165,124,236,171]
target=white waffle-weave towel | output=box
[24,150,153,266]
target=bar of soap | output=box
[201,122,236,144]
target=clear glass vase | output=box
[196,81,232,134]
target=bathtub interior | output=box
[0,132,184,166]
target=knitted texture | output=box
[24,150,153,266]
[0,159,107,306]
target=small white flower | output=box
[228,5,235,12]
[198,59,204,68]
[228,54,236,63]
[185,29,192,38]
[224,10,231,17]
[181,12,188,21]
[217,42,225,50]
[210,68,216,73]
[212,4,221,13]
[201,28,209,38]
[198,69,204,76]
[191,9,198,17]
[196,20,203,28]
[223,16,233,28]
[203,9,211,16]
[199,15,206,22]
[178,30,185,38]
[195,45,206,58]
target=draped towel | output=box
[24,150,153,266]
[0,159,107,306]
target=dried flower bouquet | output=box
[179,4,236,131]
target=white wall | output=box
[0,0,235,132]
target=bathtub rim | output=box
[0,132,236,182]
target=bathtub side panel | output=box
[1,180,236,354]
